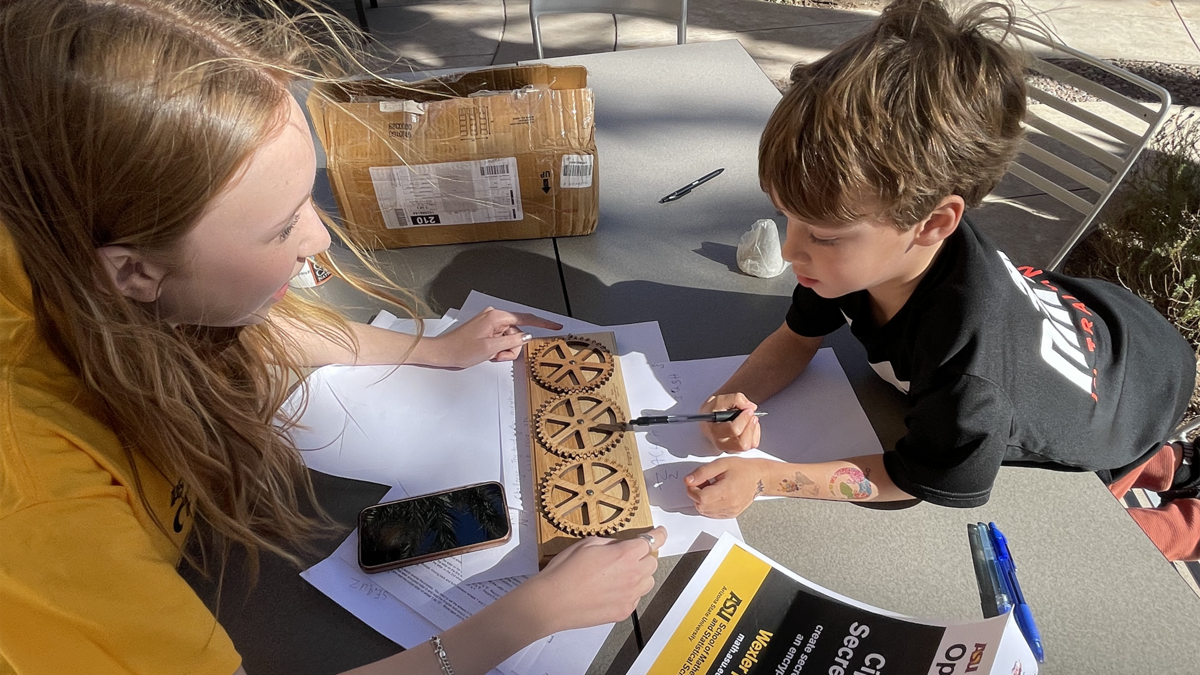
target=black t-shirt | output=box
[785,218,1195,507]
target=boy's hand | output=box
[699,393,761,452]
[684,457,771,519]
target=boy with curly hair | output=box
[684,0,1199,561]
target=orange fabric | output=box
[1108,443,1180,496]
[1109,443,1200,562]
[0,228,241,675]
[1127,500,1200,562]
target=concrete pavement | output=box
[324,0,1200,83]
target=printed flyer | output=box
[628,534,1037,675]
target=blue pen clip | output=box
[988,522,1045,663]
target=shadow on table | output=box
[693,241,742,274]
[425,244,789,361]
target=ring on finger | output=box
[637,532,656,550]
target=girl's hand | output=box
[525,526,666,634]
[684,458,770,519]
[698,393,761,452]
[421,307,562,368]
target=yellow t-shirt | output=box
[0,230,241,675]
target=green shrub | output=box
[1064,110,1200,426]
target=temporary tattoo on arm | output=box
[780,472,820,497]
[828,467,874,500]
[755,479,765,496]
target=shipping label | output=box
[369,157,523,229]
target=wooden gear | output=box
[529,335,615,392]
[526,333,654,566]
[534,392,626,458]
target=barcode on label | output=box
[560,154,594,188]
[480,164,510,176]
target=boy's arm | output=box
[701,322,823,452]
[684,454,914,519]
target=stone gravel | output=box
[764,0,1200,108]
[1034,59,1200,108]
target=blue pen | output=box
[976,523,1012,617]
[989,522,1045,663]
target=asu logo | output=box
[716,591,743,622]
[964,643,988,673]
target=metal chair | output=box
[351,0,374,33]
[529,0,687,60]
[1004,27,1172,271]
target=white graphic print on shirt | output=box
[998,251,1098,401]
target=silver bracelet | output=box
[429,635,454,675]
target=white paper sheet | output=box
[283,313,527,508]
[458,291,670,364]
[636,349,884,511]
[299,554,526,675]
[282,363,506,498]
[300,553,441,647]
[375,310,528,511]
[369,312,457,335]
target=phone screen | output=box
[358,481,510,571]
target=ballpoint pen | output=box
[592,409,766,433]
[989,522,1045,663]
[976,523,1013,618]
[626,409,767,428]
[658,168,725,203]
[967,523,1010,619]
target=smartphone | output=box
[357,481,511,573]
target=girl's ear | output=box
[96,246,167,303]
[914,195,965,246]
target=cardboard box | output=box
[308,65,599,249]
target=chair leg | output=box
[679,0,688,44]
[353,0,370,32]
[532,17,544,59]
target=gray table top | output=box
[537,41,794,363]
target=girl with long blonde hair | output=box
[0,1,665,673]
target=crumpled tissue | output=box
[737,219,789,278]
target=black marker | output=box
[659,168,725,203]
